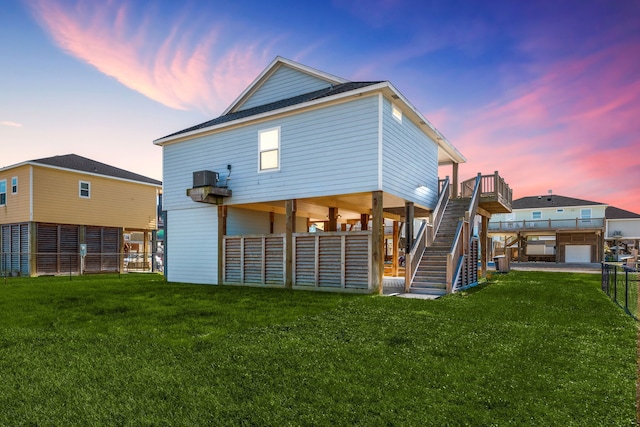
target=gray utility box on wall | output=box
[193,170,219,188]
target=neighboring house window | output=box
[0,180,6,205]
[259,127,280,171]
[580,208,591,222]
[392,104,402,122]
[532,211,542,220]
[556,209,564,213]
[79,181,91,198]
[11,177,17,194]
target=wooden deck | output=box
[461,171,512,214]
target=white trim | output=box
[155,81,465,165]
[258,126,281,173]
[155,85,387,145]
[79,180,91,198]
[392,104,402,123]
[0,179,6,206]
[4,163,161,188]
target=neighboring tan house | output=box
[154,57,511,295]
[0,154,162,276]
[605,206,640,261]
[488,194,607,263]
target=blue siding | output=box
[163,95,380,211]
[239,66,333,111]
[381,98,439,211]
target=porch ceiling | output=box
[229,192,431,222]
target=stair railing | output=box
[446,219,465,293]
[405,178,451,292]
[447,173,481,293]
[404,219,427,293]
[427,176,450,246]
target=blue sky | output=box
[1,0,639,212]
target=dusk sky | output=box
[1,0,639,213]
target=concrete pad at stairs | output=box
[383,292,441,300]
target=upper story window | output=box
[79,181,90,198]
[556,209,564,213]
[392,104,402,122]
[580,208,592,222]
[532,211,542,220]
[259,127,280,172]
[0,180,6,205]
[11,177,17,194]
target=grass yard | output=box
[0,271,635,425]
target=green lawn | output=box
[0,272,635,425]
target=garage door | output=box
[565,245,591,263]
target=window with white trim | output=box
[392,104,402,122]
[259,127,280,171]
[532,211,542,220]
[11,177,17,194]
[580,208,592,223]
[79,181,90,198]
[0,180,6,205]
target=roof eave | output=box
[29,162,162,187]
[155,81,391,146]
[155,81,466,165]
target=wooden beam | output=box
[477,206,491,218]
[405,202,414,254]
[392,221,399,277]
[285,199,295,289]
[327,207,338,232]
[372,191,384,294]
[360,214,369,231]
[383,211,402,221]
[452,162,459,198]
[269,212,275,234]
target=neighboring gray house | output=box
[154,57,511,294]
[488,195,607,263]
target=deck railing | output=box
[461,171,512,209]
[489,217,605,232]
[428,176,450,245]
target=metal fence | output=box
[601,262,639,320]
[0,252,164,277]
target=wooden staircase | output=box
[410,199,469,296]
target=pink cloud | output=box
[26,0,271,115]
[1,121,22,128]
[445,42,640,213]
